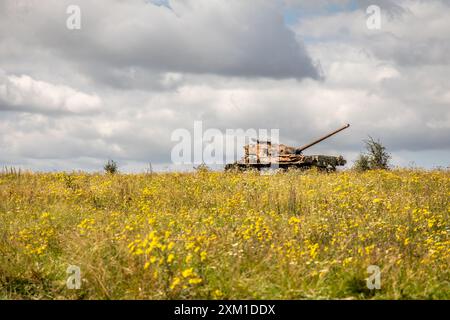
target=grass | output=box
[0,169,449,299]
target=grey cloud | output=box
[0,0,319,89]
[284,0,406,16]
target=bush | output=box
[104,159,118,174]
[194,163,210,173]
[353,154,371,172]
[353,136,390,171]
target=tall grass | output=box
[0,169,448,299]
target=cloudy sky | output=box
[0,0,449,171]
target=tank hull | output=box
[225,155,346,171]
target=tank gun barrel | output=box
[295,124,350,153]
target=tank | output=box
[225,124,350,172]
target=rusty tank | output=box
[225,124,350,171]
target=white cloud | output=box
[0,72,102,114]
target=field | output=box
[0,169,449,299]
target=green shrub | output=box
[104,159,118,174]
[353,136,390,171]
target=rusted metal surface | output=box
[225,124,350,171]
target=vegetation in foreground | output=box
[0,169,449,299]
